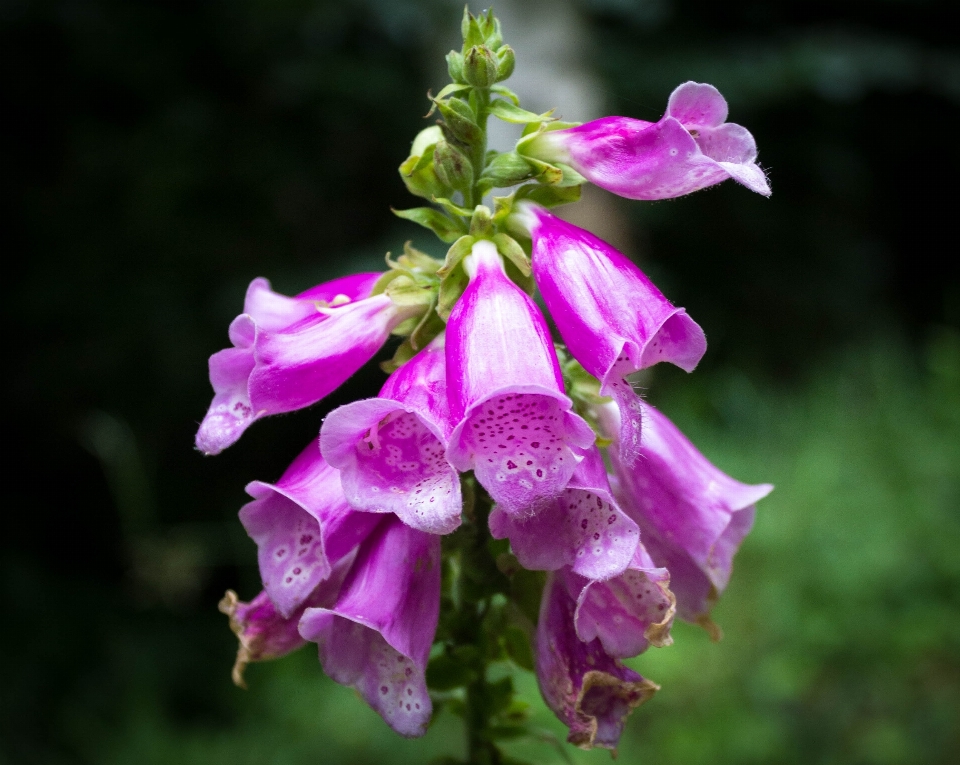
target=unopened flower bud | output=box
[435,98,482,144]
[433,139,474,191]
[446,50,464,83]
[496,45,515,82]
[463,45,498,89]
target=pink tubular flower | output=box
[217,562,350,688]
[320,334,462,535]
[488,446,639,581]
[566,544,675,659]
[515,203,706,465]
[536,572,659,752]
[195,271,420,455]
[519,81,770,200]
[607,401,773,627]
[299,515,441,738]
[239,442,381,618]
[445,240,596,517]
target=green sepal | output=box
[491,84,520,105]
[461,7,484,48]
[433,196,475,218]
[391,315,421,336]
[409,304,446,351]
[492,191,517,224]
[488,99,554,125]
[493,233,530,277]
[515,182,582,208]
[522,156,564,185]
[434,96,482,143]
[503,250,535,296]
[555,163,587,186]
[384,273,436,307]
[479,151,534,189]
[437,234,475,277]
[519,119,581,138]
[398,241,443,274]
[392,207,466,243]
[469,206,493,238]
[369,268,404,297]
[434,82,471,100]
[398,145,447,201]
[438,262,469,321]
[380,338,418,373]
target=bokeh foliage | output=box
[4,0,958,763]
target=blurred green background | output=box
[4,0,958,763]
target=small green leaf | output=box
[489,99,555,125]
[517,183,582,208]
[392,207,466,243]
[433,197,475,218]
[438,264,469,321]
[438,234,475,277]
[380,339,417,373]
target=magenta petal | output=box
[489,447,639,580]
[527,81,770,200]
[536,572,659,751]
[239,442,380,617]
[218,561,349,687]
[249,294,412,415]
[610,401,772,623]
[322,337,461,535]
[196,345,258,455]
[519,204,705,464]
[665,81,728,128]
[299,516,440,738]
[196,273,383,455]
[568,545,676,659]
[446,241,595,516]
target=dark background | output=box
[4,1,958,763]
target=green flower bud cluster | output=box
[388,7,592,370]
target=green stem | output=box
[465,87,490,210]
[454,481,502,765]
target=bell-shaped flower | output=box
[565,544,675,659]
[536,572,659,752]
[489,446,639,580]
[239,442,381,618]
[321,334,462,535]
[217,558,351,688]
[299,515,441,738]
[514,203,706,465]
[446,240,596,516]
[196,271,420,455]
[519,81,770,200]
[606,400,773,627]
